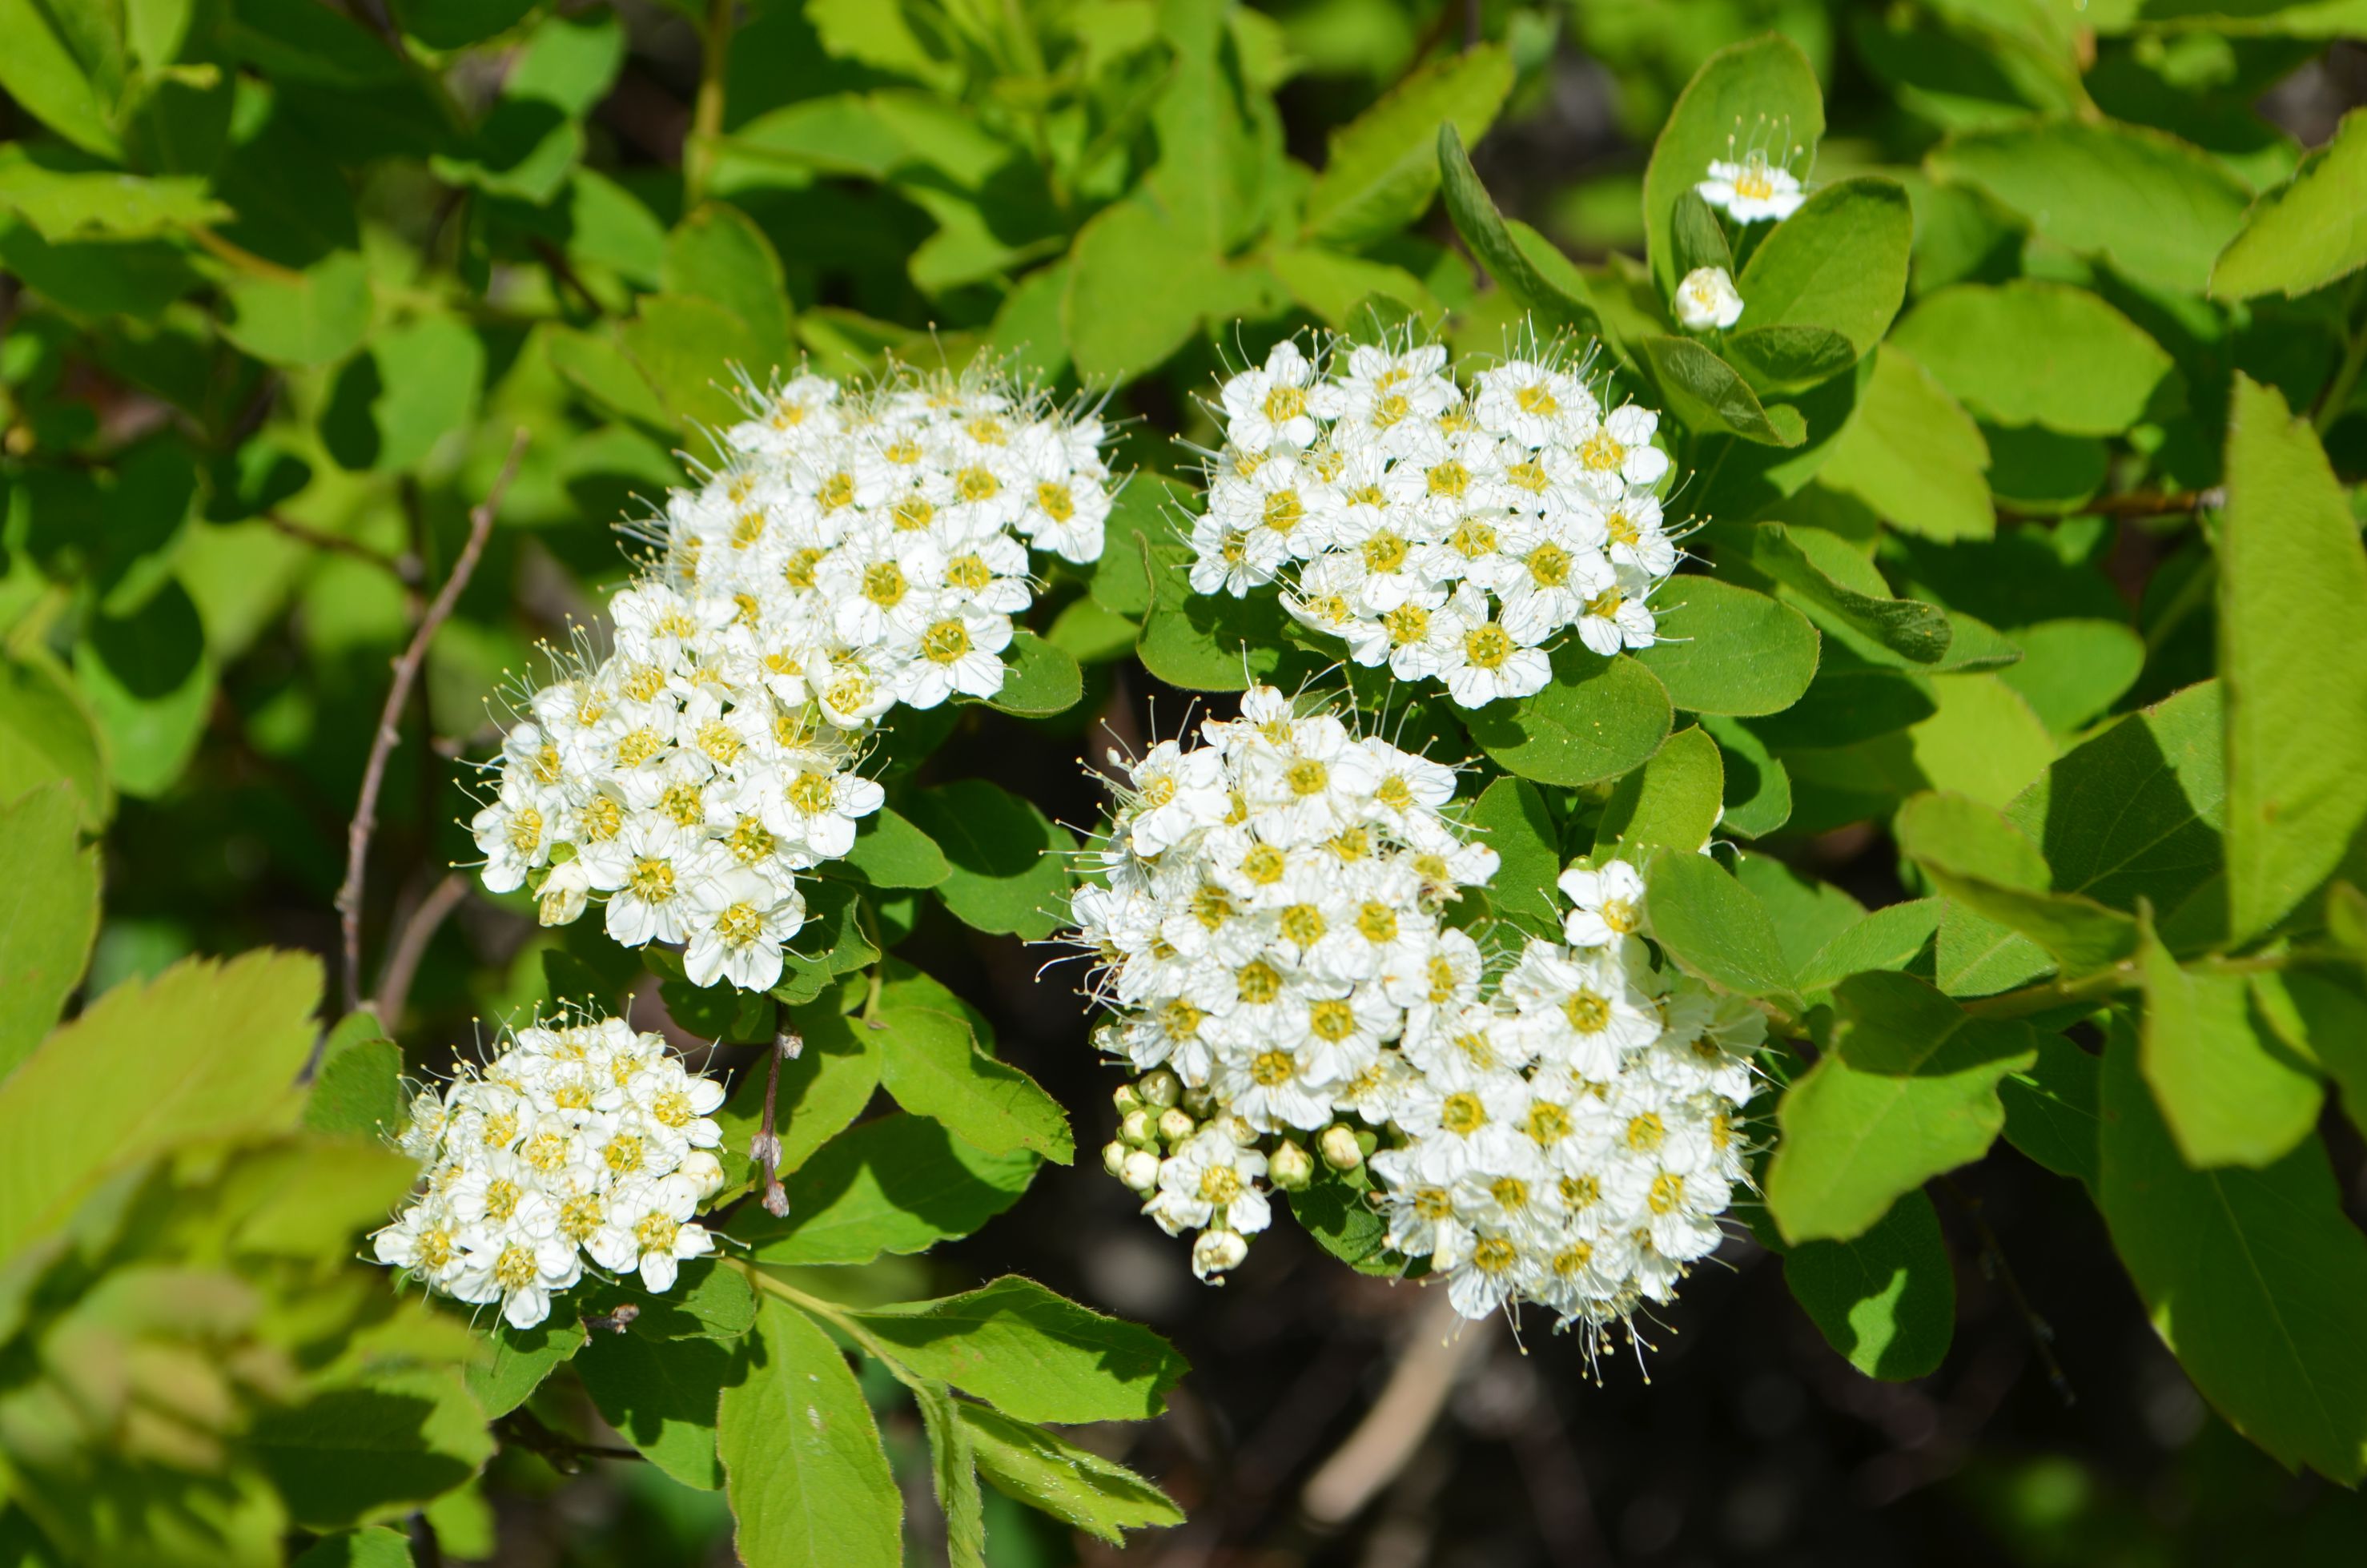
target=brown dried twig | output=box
[336,430,528,1015]
[368,870,470,1031]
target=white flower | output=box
[590,1174,715,1293]
[1557,858,1646,947]
[1674,265,1745,331]
[1147,1128,1272,1236]
[1696,148,1806,223]
[682,868,806,991]
[1219,340,1321,450]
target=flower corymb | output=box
[372,1013,730,1329]
[1184,328,1684,710]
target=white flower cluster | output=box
[1185,332,1680,711]
[1368,856,1762,1339]
[1070,684,1501,1281]
[372,1014,731,1330]
[1068,689,1761,1342]
[470,363,1114,987]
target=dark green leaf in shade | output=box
[728,1112,1038,1266]
[1999,1031,2100,1187]
[1698,714,1793,838]
[1642,336,1800,445]
[251,1368,496,1530]
[1781,1188,1955,1380]
[577,1324,738,1490]
[0,781,97,1077]
[1466,777,1561,935]
[902,779,1076,942]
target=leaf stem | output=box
[684,0,737,208]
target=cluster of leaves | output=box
[5,0,2367,1561]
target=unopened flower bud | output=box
[1674,265,1745,332]
[1181,1085,1216,1119]
[1112,1083,1143,1116]
[1192,1228,1249,1281]
[1102,1140,1130,1178]
[1119,1108,1157,1148]
[679,1149,726,1200]
[1318,1124,1364,1172]
[1120,1148,1160,1193]
[1270,1140,1314,1191]
[1138,1068,1181,1109]
[1157,1108,1196,1145]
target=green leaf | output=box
[1437,126,1600,336]
[1995,619,2145,734]
[1766,971,2039,1243]
[303,1016,404,1141]
[1642,336,1799,445]
[1890,282,2176,436]
[2003,680,2225,943]
[1734,176,1913,355]
[662,202,793,372]
[1796,899,1943,996]
[661,968,778,1046]
[1633,577,1819,716]
[2096,1020,2367,1485]
[1780,1188,1955,1380]
[74,576,213,798]
[1305,45,1513,248]
[219,251,374,368]
[838,806,949,890]
[1464,645,1672,787]
[1269,247,1442,330]
[874,1005,1073,1164]
[1641,848,1801,1009]
[545,322,674,431]
[721,1297,903,1566]
[502,5,625,113]
[1466,777,1560,935]
[1089,475,1187,618]
[1722,522,1952,665]
[959,1402,1184,1545]
[253,1367,495,1530]
[1643,34,1825,296]
[291,1527,415,1568]
[577,1325,738,1490]
[620,294,755,436]
[714,1005,883,1190]
[0,782,97,1078]
[979,629,1082,718]
[729,1112,1038,1266]
[913,1380,987,1568]
[1061,201,1221,386]
[1668,190,1733,279]
[1700,713,1793,838]
[849,1276,1188,1423]
[2218,374,2367,943]
[1927,118,2252,294]
[1895,792,2138,976]
[0,147,229,240]
[1046,595,1141,665]
[774,880,878,1004]
[1999,1031,2101,1187]
[1135,547,1317,693]
[0,950,318,1257]
[2212,106,2367,300]
[1723,324,1859,396]
[1288,1160,1410,1277]
[1814,345,1991,543]
[0,0,121,156]
[392,0,538,49]
[902,779,1075,942]
[2137,916,2321,1169]
[464,1314,587,1421]
[321,314,487,473]
[1597,726,1725,859]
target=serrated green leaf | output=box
[1633,577,1819,717]
[303,1026,404,1142]
[874,1005,1072,1163]
[0,781,97,1078]
[849,1276,1187,1423]
[463,1314,587,1421]
[2219,375,2367,944]
[913,1380,986,1568]
[721,1297,902,1566]
[2212,106,2367,300]
[729,1112,1038,1266]
[0,147,229,240]
[1642,848,1800,1009]
[1781,1188,1955,1380]
[1464,645,1671,787]
[219,251,374,368]
[1766,971,2038,1242]
[2096,1019,2367,1485]
[1306,45,1513,247]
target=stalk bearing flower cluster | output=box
[372,1014,730,1329]
[1069,690,1761,1347]
[468,362,1115,990]
[1185,330,1682,709]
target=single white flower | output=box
[1674,265,1744,331]
[1696,148,1806,223]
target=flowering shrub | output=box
[6,4,2367,1566]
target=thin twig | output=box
[1995,488,2224,524]
[368,870,470,1029]
[1300,1291,1493,1530]
[1940,1176,2074,1408]
[493,1409,646,1472]
[752,1023,802,1217]
[263,510,421,585]
[682,0,737,207]
[336,430,528,1015]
